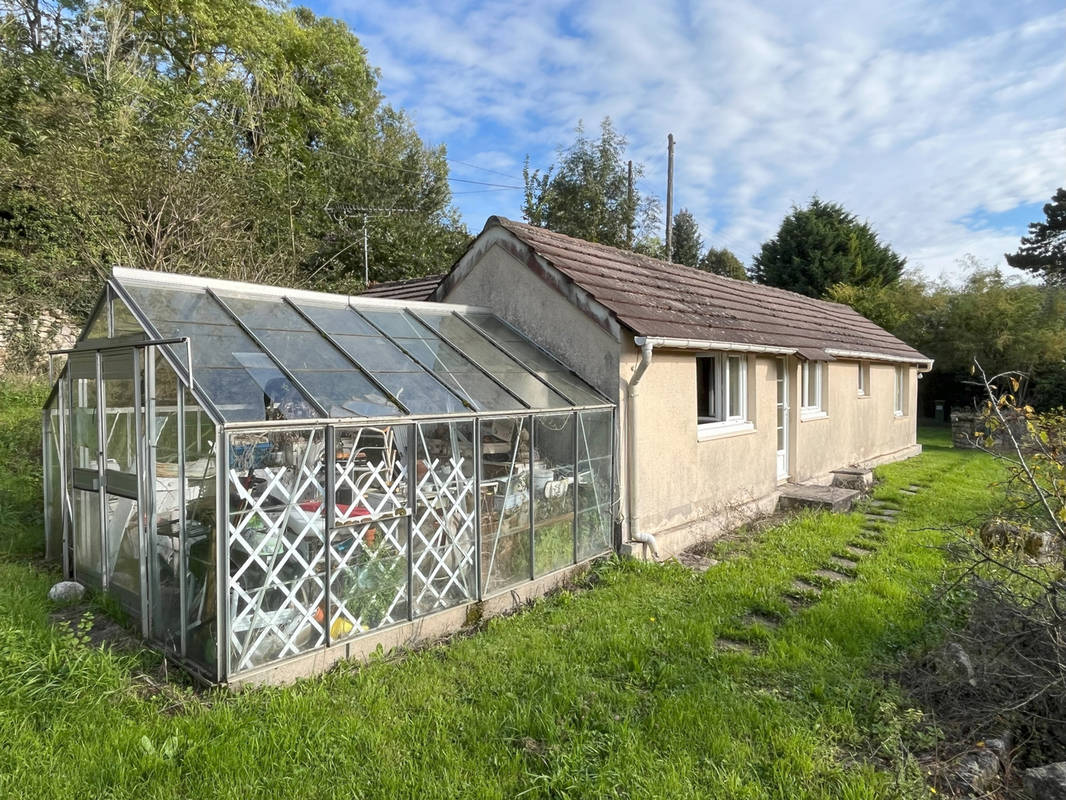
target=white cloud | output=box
[323,0,1066,279]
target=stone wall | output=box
[0,306,78,375]
[951,410,1030,452]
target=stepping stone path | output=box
[813,567,854,583]
[868,505,900,516]
[791,578,823,595]
[742,612,781,630]
[829,555,859,570]
[716,637,758,654]
[706,480,933,657]
[865,514,895,525]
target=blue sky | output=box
[310,0,1065,280]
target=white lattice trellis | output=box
[328,516,408,638]
[226,430,328,672]
[412,424,476,614]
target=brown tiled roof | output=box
[487,217,928,363]
[361,273,444,301]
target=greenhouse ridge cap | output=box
[110,266,492,314]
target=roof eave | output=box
[633,335,932,368]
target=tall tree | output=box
[0,0,468,316]
[752,197,905,297]
[827,260,1066,409]
[670,209,701,267]
[698,247,748,280]
[522,118,658,250]
[1005,187,1066,285]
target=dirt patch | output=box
[50,604,143,652]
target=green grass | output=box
[0,385,1003,799]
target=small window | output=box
[858,362,870,396]
[697,353,749,432]
[894,366,904,416]
[801,361,825,418]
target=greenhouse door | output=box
[99,348,150,633]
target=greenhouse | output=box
[42,267,614,684]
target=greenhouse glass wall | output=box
[43,268,615,683]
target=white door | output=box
[776,358,789,480]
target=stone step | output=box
[813,567,854,583]
[831,466,875,490]
[777,483,861,513]
[742,612,781,630]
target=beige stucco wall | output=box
[622,346,920,542]
[791,360,918,482]
[621,343,782,537]
[440,242,622,403]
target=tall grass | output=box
[0,384,1003,799]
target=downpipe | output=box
[627,339,659,560]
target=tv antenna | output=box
[325,203,421,284]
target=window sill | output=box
[800,410,828,422]
[697,420,755,441]
[857,393,870,399]
[894,411,905,418]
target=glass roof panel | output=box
[433,370,524,411]
[121,283,316,422]
[389,338,483,373]
[294,301,470,413]
[297,301,381,336]
[326,334,417,372]
[461,313,606,405]
[408,310,523,371]
[358,308,431,339]
[115,273,610,421]
[371,371,469,413]
[217,294,401,418]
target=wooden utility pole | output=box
[665,134,675,261]
[626,159,634,248]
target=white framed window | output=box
[697,353,751,438]
[857,362,870,396]
[894,365,905,416]
[800,361,826,419]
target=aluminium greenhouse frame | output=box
[43,269,615,684]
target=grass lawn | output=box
[0,379,1004,799]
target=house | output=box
[432,217,931,557]
[41,217,929,685]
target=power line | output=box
[304,148,522,187]
[451,187,523,195]
[449,159,523,182]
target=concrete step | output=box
[777,483,860,513]
[831,466,875,490]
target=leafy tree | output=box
[0,0,467,318]
[827,259,1066,409]
[1005,187,1066,285]
[752,197,905,297]
[522,118,658,250]
[670,209,701,267]
[698,247,748,280]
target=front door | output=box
[776,358,789,480]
